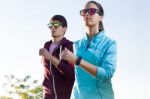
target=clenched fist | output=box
[39,48,51,60]
[61,48,77,64]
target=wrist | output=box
[48,54,53,60]
[76,56,82,66]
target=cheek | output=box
[57,29,63,34]
[82,16,86,22]
[58,29,65,34]
[57,28,62,32]
[93,16,100,23]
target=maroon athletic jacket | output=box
[42,37,74,99]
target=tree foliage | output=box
[0,74,43,99]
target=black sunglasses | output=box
[80,8,100,16]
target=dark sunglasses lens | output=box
[88,9,97,15]
[80,8,98,16]
[80,10,86,16]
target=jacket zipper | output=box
[49,44,59,99]
[59,45,62,60]
[50,62,57,99]
[49,44,62,99]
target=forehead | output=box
[85,3,98,9]
[50,20,60,23]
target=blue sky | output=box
[0,0,150,99]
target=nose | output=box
[83,12,90,18]
[85,11,90,16]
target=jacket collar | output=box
[45,37,67,50]
[85,30,105,41]
[48,37,67,45]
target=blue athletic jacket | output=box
[71,31,117,99]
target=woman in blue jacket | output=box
[62,1,117,99]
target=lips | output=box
[52,30,56,33]
[85,18,91,22]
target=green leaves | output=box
[1,74,43,99]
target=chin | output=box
[52,35,60,38]
[51,34,55,37]
[85,23,92,27]
[51,33,57,37]
[85,20,91,25]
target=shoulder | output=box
[62,38,73,46]
[103,35,117,53]
[97,32,117,52]
[74,39,83,50]
[105,36,116,45]
[44,40,51,48]
[62,38,74,51]
[74,36,86,48]
[100,31,117,45]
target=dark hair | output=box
[51,15,67,28]
[86,1,104,31]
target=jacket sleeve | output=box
[96,41,117,80]
[57,42,75,80]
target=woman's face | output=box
[83,3,102,27]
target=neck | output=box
[86,26,99,38]
[52,36,63,43]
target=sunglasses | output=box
[80,8,100,16]
[47,22,62,29]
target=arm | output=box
[96,41,117,80]
[62,41,117,80]
[61,51,97,76]
[56,43,75,80]
[57,59,74,80]
[39,48,60,66]
[39,47,74,80]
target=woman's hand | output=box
[61,48,77,64]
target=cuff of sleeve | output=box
[57,59,65,69]
[96,67,107,80]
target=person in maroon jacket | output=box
[39,15,74,99]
